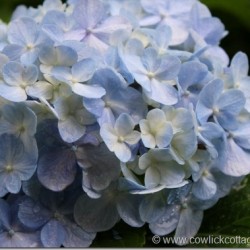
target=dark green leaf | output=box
[193,177,250,248]
[91,221,146,248]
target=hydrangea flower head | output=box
[0,0,249,247]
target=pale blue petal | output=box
[147,79,178,105]
[120,163,143,186]
[240,77,250,112]
[175,208,203,243]
[5,173,22,193]
[51,66,72,83]
[145,167,161,189]
[196,79,223,124]
[0,85,27,102]
[192,176,217,200]
[147,108,166,127]
[233,123,250,150]
[22,64,38,85]
[26,81,53,99]
[105,47,134,84]
[171,130,197,161]
[83,98,105,117]
[114,113,134,137]
[158,161,186,186]
[156,123,173,148]
[0,231,41,248]
[155,55,181,81]
[72,83,106,98]
[42,24,64,43]
[21,49,40,65]
[141,47,159,72]
[100,123,118,151]
[115,142,132,162]
[72,59,96,82]
[164,107,194,132]
[116,194,144,227]
[220,138,250,176]
[8,17,38,46]
[90,68,147,123]
[178,61,209,90]
[149,205,180,236]
[124,131,141,145]
[73,0,108,29]
[216,89,245,115]
[58,117,86,143]
[216,112,238,131]
[139,192,167,223]
[150,25,172,51]
[230,51,249,81]
[124,55,151,91]
[39,45,78,66]
[141,132,156,148]
[3,62,23,85]
[2,44,25,61]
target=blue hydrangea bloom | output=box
[0,62,38,102]
[0,0,249,247]
[0,134,37,197]
[100,113,141,162]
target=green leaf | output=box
[201,0,250,29]
[193,177,250,248]
[91,221,146,247]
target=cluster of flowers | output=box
[0,0,249,247]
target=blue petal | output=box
[74,193,120,232]
[178,61,209,91]
[196,79,223,124]
[37,149,77,192]
[39,45,78,66]
[192,176,217,200]
[116,194,144,227]
[220,138,250,176]
[73,0,108,29]
[149,205,180,236]
[76,144,120,192]
[3,62,23,85]
[72,59,96,82]
[146,79,178,105]
[41,219,67,247]
[139,192,167,223]
[18,197,52,229]
[230,52,249,81]
[175,208,203,243]
[216,89,245,115]
[63,221,96,247]
[8,17,38,46]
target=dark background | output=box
[0,0,249,60]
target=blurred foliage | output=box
[195,177,250,248]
